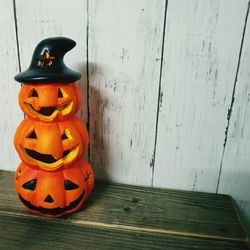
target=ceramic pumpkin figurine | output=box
[15,160,94,218]
[14,117,89,171]
[14,37,94,217]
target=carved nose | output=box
[44,195,54,203]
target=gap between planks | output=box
[151,0,168,187]
[216,0,250,193]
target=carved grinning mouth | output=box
[39,106,58,116]
[25,148,71,164]
[26,102,73,117]
[18,190,86,215]
[20,145,80,170]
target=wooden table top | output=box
[0,170,249,249]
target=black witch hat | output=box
[15,37,81,84]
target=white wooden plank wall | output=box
[88,0,165,185]
[0,0,250,232]
[153,0,249,192]
[218,5,250,233]
[0,0,23,171]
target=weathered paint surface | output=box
[0,0,250,232]
[0,0,23,170]
[88,0,165,185]
[153,0,248,193]
[218,3,250,234]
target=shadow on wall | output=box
[78,62,110,182]
[239,202,250,237]
[77,65,250,237]
[233,172,250,237]
[217,168,250,237]
[235,196,250,237]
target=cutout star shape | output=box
[16,169,21,181]
[85,171,91,183]
[39,49,55,69]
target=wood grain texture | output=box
[88,0,165,185]
[218,3,250,235]
[0,214,249,250]
[0,0,23,171]
[0,170,248,249]
[153,0,249,192]
[0,171,246,249]
[15,0,88,127]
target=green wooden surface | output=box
[0,170,249,249]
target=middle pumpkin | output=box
[14,117,89,171]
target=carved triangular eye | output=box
[30,88,38,97]
[58,88,63,98]
[61,132,68,140]
[61,129,73,140]
[64,180,79,190]
[22,179,37,191]
[27,130,37,139]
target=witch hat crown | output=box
[15,37,81,84]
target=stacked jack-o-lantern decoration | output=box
[14,37,94,217]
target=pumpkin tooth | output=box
[52,152,62,160]
[57,104,68,111]
[34,104,41,111]
[25,103,41,111]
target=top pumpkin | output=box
[14,37,82,121]
[19,83,81,122]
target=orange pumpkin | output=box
[19,83,81,122]
[14,117,88,171]
[15,159,94,218]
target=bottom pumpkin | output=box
[14,159,94,218]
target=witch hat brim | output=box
[14,37,81,84]
[15,68,81,83]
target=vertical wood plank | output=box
[218,4,250,234]
[154,0,249,192]
[15,0,88,122]
[88,0,165,185]
[0,0,23,171]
